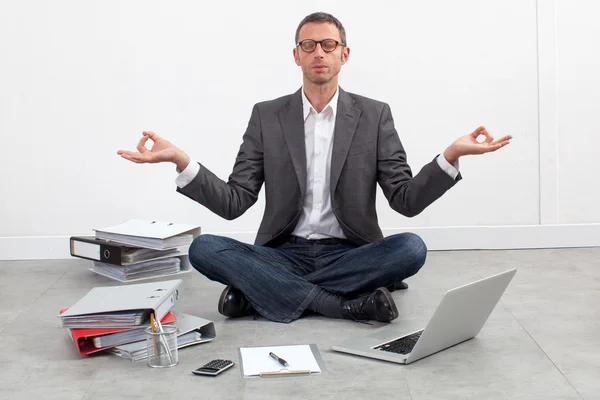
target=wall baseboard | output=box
[1,224,599,261]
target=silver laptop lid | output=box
[405,268,516,363]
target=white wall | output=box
[1,0,599,259]
[555,0,600,223]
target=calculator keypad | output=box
[193,359,234,376]
[203,359,232,370]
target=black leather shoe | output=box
[341,287,399,322]
[218,286,255,318]
[387,281,409,292]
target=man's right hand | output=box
[117,131,190,171]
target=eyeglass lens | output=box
[301,39,338,52]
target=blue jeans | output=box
[188,233,427,323]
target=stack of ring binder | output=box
[69,219,201,282]
[58,280,217,359]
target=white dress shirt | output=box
[291,88,344,239]
[176,88,459,239]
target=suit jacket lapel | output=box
[330,87,361,192]
[278,89,307,196]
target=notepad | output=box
[239,345,321,376]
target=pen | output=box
[269,352,289,367]
[154,313,174,363]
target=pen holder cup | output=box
[145,326,179,368]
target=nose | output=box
[312,43,326,58]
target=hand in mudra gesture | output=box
[444,126,512,164]
[117,131,190,170]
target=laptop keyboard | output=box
[373,330,424,354]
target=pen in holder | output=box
[153,315,173,364]
[145,324,178,368]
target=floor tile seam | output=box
[4,265,77,330]
[502,298,585,400]
[403,375,415,400]
[79,356,110,400]
[39,263,79,300]
[471,263,584,398]
[3,295,43,330]
[41,263,75,296]
[37,263,76,296]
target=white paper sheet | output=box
[239,344,321,376]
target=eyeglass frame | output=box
[296,39,346,53]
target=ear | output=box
[293,47,301,66]
[341,46,350,65]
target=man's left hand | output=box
[443,126,512,165]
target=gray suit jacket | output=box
[177,87,460,247]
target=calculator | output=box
[192,359,235,376]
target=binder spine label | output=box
[71,241,101,261]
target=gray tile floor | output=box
[1,248,599,400]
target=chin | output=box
[309,76,331,85]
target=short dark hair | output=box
[295,12,347,46]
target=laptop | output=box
[332,269,516,364]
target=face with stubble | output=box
[293,22,350,86]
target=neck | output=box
[303,79,338,113]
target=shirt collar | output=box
[301,86,339,121]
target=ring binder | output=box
[70,236,181,266]
[93,219,201,250]
[58,279,183,328]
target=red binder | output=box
[60,309,177,355]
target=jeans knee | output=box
[189,234,226,266]
[407,233,427,270]
[387,232,428,270]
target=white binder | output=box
[58,279,183,328]
[89,253,193,282]
[94,219,201,250]
[107,312,216,361]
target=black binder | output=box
[70,236,132,265]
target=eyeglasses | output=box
[297,39,346,53]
